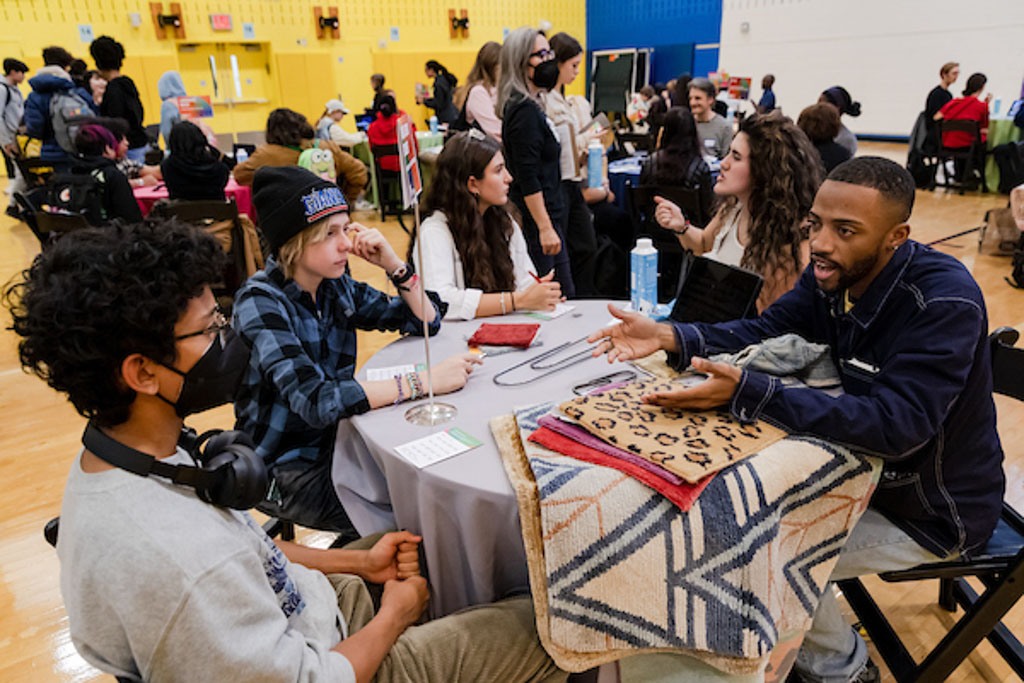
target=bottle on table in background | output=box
[993,98,1002,116]
[429,115,439,134]
[630,237,658,315]
[587,139,603,189]
[234,147,249,164]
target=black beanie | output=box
[252,165,349,253]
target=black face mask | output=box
[530,59,559,91]
[158,327,249,418]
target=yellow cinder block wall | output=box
[1,0,586,152]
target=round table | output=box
[132,177,253,217]
[349,300,627,617]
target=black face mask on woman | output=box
[158,327,250,418]
[530,59,560,91]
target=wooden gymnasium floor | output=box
[1,142,1022,682]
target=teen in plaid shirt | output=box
[233,166,480,537]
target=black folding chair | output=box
[369,142,409,234]
[837,327,1024,682]
[616,131,653,152]
[150,199,250,313]
[933,120,988,194]
[628,184,706,302]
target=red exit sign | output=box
[209,13,232,31]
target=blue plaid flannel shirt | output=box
[233,258,445,466]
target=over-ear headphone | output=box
[82,423,269,510]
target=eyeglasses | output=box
[176,306,230,341]
[529,49,554,60]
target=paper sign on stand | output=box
[395,113,456,426]
[396,114,422,209]
[176,95,214,119]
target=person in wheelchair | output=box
[5,219,563,683]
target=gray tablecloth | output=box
[347,299,628,617]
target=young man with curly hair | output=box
[590,157,1004,683]
[5,219,563,683]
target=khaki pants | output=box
[327,571,566,683]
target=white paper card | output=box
[523,303,575,321]
[393,428,483,468]
[366,362,425,381]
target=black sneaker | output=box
[852,658,880,683]
[787,658,880,683]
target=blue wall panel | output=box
[587,0,722,82]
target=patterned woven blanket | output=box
[493,401,881,675]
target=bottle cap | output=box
[636,237,653,249]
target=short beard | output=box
[834,253,880,293]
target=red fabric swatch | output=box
[467,323,540,348]
[528,426,714,512]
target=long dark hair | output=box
[411,131,516,291]
[426,60,458,89]
[648,107,702,183]
[723,111,823,278]
[265,108,315,146]
[549,32,582,95]
[963,72,986,97]
[168,121,218,164]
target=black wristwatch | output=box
[389,262,416,286]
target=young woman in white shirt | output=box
[410,130,563,319]
[655,111,823,311]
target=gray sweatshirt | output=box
[695,113,734,160]
[57,449,356,682]
[0,77,24,147]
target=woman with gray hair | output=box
[498,27,575,298]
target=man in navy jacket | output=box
[590,157,1004,683]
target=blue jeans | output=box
[125,144,149,164]
[793,508,950,682]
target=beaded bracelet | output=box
[407,371,424,400]
[394,374,406,404]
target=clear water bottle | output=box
[587,139,603,189]
[429,115,438,134]
[630,237,658,315]
[993,98,1002,115]
[235,147,248,164]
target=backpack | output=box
[47,168,107,225]
[296,140,337,182]
[49,89,92,153]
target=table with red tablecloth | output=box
[133,177,253,218]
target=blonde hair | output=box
[278,217,332,278]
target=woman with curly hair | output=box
[408,130,563,319]
[655,110,824,311]
[233,107,366,201]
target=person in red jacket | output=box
[366,93,417,172]
[934,72,990,186]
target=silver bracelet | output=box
[500,292,506,315]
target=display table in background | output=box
[133,177,253,218]
[608,153,720,211]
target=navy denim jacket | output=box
[669,241,1004,558]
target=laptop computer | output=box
[669,255,764,324]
